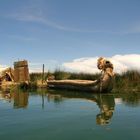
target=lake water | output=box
[0,89,140,140]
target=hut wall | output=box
[14,60,29,82]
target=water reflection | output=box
[13,92,29,109]
[121,93,140,106]
[47,94,63,103]
[47,90,115,125]
[0,90,29,108]
[95,95,115,125]
[0,89,140,126]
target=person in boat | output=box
[96,57,115,92]
[84,57,115,92]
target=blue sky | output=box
[0,0,140,72]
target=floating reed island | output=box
[47,57,115,93]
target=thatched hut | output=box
[0,60,30,87]
[14,60,30,83]
[0,67,14,82]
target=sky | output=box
[0,0,140,73]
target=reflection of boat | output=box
[48,57,114,93]
[48,89,115,125]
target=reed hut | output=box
[0,67,14,82]
[14,60,30,82]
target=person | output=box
[96,57,115,93]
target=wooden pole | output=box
[42,92,44,109]
[42,64,45,85]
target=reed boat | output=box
[47,79,113,93]
[47,57,115,93]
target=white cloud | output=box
[0,65,8,75]
[63,54,140,74]
[0,65,8,71]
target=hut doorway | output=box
[5,73,13,81]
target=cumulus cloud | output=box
[0,65,8,75]
[63,54,140,74]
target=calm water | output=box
[0,89,140,140]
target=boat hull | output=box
[47,80,112,93]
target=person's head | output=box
[97,57,113,70]
[97,57,105,70]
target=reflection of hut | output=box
[14,60,29,82]
[0,92,29,108]
[13,92,29,108]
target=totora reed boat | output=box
[47,57,115,93]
